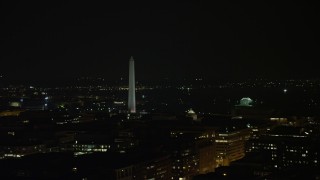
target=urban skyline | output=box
[1,57,320,179]
[1,1,320,179]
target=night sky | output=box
[1,1,319,82]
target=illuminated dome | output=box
[239,97,253,107]
[186,108,198,121]
[187,109,196,114]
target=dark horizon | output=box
[1,75,320,88]
[1,1,319,82]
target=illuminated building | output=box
[246,126,320,169]
[186,109,198,121]
[215,128,251,167]
[128,56,136,113]
[71,144,110,156]
[9,101,21,107]
[0,144,46,159]
[170,128,216,179]
[237,97,253,107]
[59,130,139,155]
[0,110,24,117]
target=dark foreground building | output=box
[0,150,172,179]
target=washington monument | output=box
[128,56,136,113]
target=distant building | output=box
[237,97,253,107]
[186,109,198,121]
[246,126,320,169]
[0,144,46,159]
[9,101,21,107]
[61,130,139,155]
[0,110,24,117]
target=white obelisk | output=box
[128,56,136,113]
